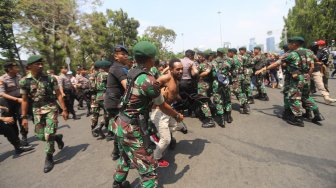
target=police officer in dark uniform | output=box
[0,62,29,146]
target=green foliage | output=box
[281,0,336,47]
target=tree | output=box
[0,0,25,73]
[143,26,177,59]
[281,0,336,47]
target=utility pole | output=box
[217,11,223,47]
[284,27,288,45]
[181,33,185,53]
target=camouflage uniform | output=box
[279,48,318,117]
[149,66,161,79]
[252,54,268,96]
[112,70,162,188]
[217,58,233,114]
[197,60,214,119]
[231,55,249,108]
[211,57,224,117]
[91,70,109,134]
[241,53,254,101]
[19,73,59,155]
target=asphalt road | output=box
[1,78,336,188]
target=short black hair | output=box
[185,50,195,58]
[135,56,152,65]
[169,58,181,69]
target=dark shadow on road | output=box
[254,104,284,118]
[220,134,336,183]
[54,143,89,164]
[157,138,210,187]
[58,124,71,130]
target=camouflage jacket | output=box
[19,73,58,114]
[94,70,108,101]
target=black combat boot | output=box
[92,123,105,139]
[91,123,99,137]
[286,112,304,127]
[106,131,114,141]
[240,105,244,114]
[218,115,225,128]
[21,134,29,146]
[72,113,80,120]
[303,109,313,120]
[202,117,215,128]
[282,108,290,120]
[243,103,250,114]
[312,109,324,124]
[112,180,130,188]
[260,93,269,101]
[15,144,34,155]
[55,134,64,150]
[44,153,54,173]
[226,111,233,123]
[248,97,255,104]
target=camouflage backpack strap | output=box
[120,68,149,111]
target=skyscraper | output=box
[266,37,275,52]
[249,38,257,51]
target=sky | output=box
[93,0,295,52]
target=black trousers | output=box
[0,121,21,149]
[64,90,76,115]
[179,79,197,113]
[0,98,27,137]
[78,89,91,110]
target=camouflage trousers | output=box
[91,99,108,126]
[33,107,58,155]
[197,81,212,118]
[232,78,248,105]
[286,75,318,117]
[212,80,224,115]
[283,75,291,110]
[112,117,158,188]
[255,74,267,94]
[242,74,252,98]
[219,85,232,112]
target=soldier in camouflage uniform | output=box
[111,41,183,188]
[252,46,269,101]
[20,55,68,173]
[256,37,323,127]
[217,51,233,123]
[197,51,215,128]
[91,60,112,139]
[239,47,255,104]
[229,48,250,114]
[211,48,226,127]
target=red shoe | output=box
[158,160,169,167]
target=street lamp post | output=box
[181,33,185,53]
[217,11,223,47]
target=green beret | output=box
[254,46,261,50]
[239,47,246,51]
[203,50,212,56]
[217,48,225,54]
[3,62,18,69]
[288,36,305,43]
[228,48,237,53]
[95,60,112,68]
[209,51,216,56]
[27,55,43,65]
[133,41,157,58]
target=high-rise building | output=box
[249,38,257,51]
[266,37,275,52]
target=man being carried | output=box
[151,58,188,167]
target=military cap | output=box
[114,45,129,54]
[228,48,237,53]
[3,62,18,69]
[217,48,225,54]
[288,36,305,43]
[133,41,157,58]
[239,47,247,51]
[254,46,261,50]
[27,55,43,65]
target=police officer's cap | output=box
[114,45,129,54]
[3,61,18,69]
[239,47,247,51]
[27,55,43,65]
[217,48,225,54]
[133,41,157,58]
[254,46,261,50]
[288,36,305,44]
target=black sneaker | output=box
[15,145,34,155]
